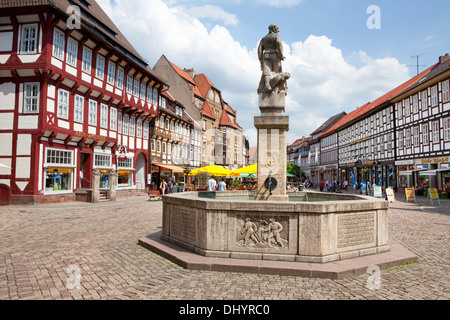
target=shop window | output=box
[45,148,74,193]
[117,158,133,188]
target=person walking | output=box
[319,181,324,192]
[160,179,168,195]
[218,178,227,191]
[208,175,217,192]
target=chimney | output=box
[439,53,450,64]
[184,68,195,78]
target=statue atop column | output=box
[257,24,290,95]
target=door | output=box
[80,153,92,189]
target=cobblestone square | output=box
[0,194,449,300]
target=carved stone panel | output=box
[337,212,376,250]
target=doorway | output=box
[136,153,147,190]
[80,153,92,189]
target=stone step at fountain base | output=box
[139,233,417,280]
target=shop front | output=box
[44,148,75,195]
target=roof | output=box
[320,63,437,139]
[0,0,167,85]
[201,101,216,120]
[169,61,196,86]
[194,73,219,98]
[310,112,347,136]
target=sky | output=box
[97,0,450,147]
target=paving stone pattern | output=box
[0,193,449,300]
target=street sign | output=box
[428,188,440,205]
[405,188,416,203]
[374,185,383,198]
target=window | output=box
[123,114,129,135]
[74,95,84,123]
[195,98,199,107]
[165,119,170,130]
[134,78,140,97]
[397,102,403,118]
[151,139,155,152]
[147,85,152,102]
[96,54,105,80]
[422,123,429,144]
[53,28,65,60]
[443,80,450,103]
[421,90,428,110]
[94,154,112,168]
[88,100,97,126]
[127,74,133,94]
[143,122,149,139]
[20,24,38,53]
[431,86,438,107]
[110,108,117,131]
[412,95,419,114]
[100,104,108,129]
[405,128,411,148]
[432,120,440,143]
[136,119,142,138]
[140,83,146,100]
[404,98,410,116]
[160,116,164,128]
[46,148,73,166]
[157,140,161,153]
[23,83,40,114]
[129,117,135,137]
[168,143,172,155]
[107,61,116,85]
[162,142,166,154]
[118,112,122,134]
[66,37,78,67]
[413,126,420,146]
[116,67,124,89]
[45,148,73,193]
[117,158,133,169]
[161,97,166,109]
[153,88,158,106]
[444,117,450,141]
[57,89,69,119]
[82,46,92,74]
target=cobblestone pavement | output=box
[0,193,449,300]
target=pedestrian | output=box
[168,178,173,194]
[160,179,168,195]
[208,175,217,192]
[320,181,324,192]
[344,179,348,191]
[218,177,227,191]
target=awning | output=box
[152,163,185,173]
[399,169,427,176]
[420,168,450,176]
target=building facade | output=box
[0,0,166,204]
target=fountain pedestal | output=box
[254,91,289,201]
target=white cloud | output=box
[175,5,239,26]
[97,0,410,147]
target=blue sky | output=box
[98,0,450,146]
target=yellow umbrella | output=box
[188,165,233,177]
[231,164,257,175]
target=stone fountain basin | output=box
[161,190,389,263]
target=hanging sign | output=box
[118,145,128,161]
[386,188,396,203]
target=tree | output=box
[286,162,304,179]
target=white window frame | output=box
[118,112,123,134]
[421,90,428,110]
[23,82,40,114]
[82,46,92,74]
[129,117,135,137]
[100,104,108,129]
[123,114,129,135]
[110,108,117,131]
[413,126,420,146]
[405,128,411,148]
[20,24,38,54]
[147,85,152,102]
[52,28,65,60]
[412,95,419,114]
[153,88,158,106]
[422,123,429,144]
[95,54,105,80]
[127,74,133,94]
[143,121,149,139]
[116,67,124,89]
[432,120,440,144]
[66,37,78,67]
[431,86,438,107]
[57,89,69,120]
[404,98,411,117]
[88,100,98,126]
[444,117,450,142]
[44,148,74,195]
[396,102,403,118]
[136,119,143,138]
[107,60,116,85]
[442,80,450,103]
[134,78,140,97]
[140,83,146,100]
[74,94,84,123]
[94,153,112,169]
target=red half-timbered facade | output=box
[0,0,166,204]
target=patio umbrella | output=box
[287,173,295,178]
[231,164,257,175]
[188,165,233,177]
[240,173,257,178]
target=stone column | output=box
[254,91,289,201]
[92,169,100,203]
[109,170,117,202]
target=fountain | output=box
[139,25,417,278]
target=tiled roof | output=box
[169,61,196,86]
[320,63,437,139]
[194,74,219,98]
[310,112,347,136]
[1,0,166,84]
[201,101,216,120]
[219,110,242,130]
[161,90,175,102]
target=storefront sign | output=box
[395,160,414,166]
[416,165,428,170]
[118,145,128,161]
[75,131,107,142]
[386,188,396,203]
[421,157,449,164]
[374,185,383,198]
[405,188,416,202]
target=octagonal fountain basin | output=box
[160,190,390,263]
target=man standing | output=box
[208,175,217,192]
[218,178,227,192]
